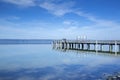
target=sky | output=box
[0,0,120,40]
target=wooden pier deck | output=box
[53,39,120,53]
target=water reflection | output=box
[0,44,120,80]
[1,64,120,80]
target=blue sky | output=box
[0,0,120,39]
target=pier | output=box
[53,39,120,53]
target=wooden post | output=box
[94,44,95,51]
[69,43,71,49]
[62,42,64,49]
[81,43,84,49]
[115,41,117,54]
[87,44,90,50]
[96,40,98,52]
[72,43,73,49]
[119,45,120,52]
[100,44,102,51]
[109,45,113,52]
[78,44,80,49]
[67,43,69,49]
[75,43,77,49]
[65,43,67,49]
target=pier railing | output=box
[56,40,120,45]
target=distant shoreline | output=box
[0,39,53,44]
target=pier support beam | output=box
[115,41,117,53]
[94,44,95,51]
[100,44,102,51]
[66,43,68,49]
[88,44,90,50]
[69,43,71,49]
[65,43,67,49]
[109,45,113,53]
[78,44,80,49]
[96,40,98,52]
[71,43,73,49]
[81,43,84,49]
[87,44,90,50]
[61,43,64,49]
[119,45,120,52]
[75,43,77,49]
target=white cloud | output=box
[63,20,79,26]
[39,1,75,16]
[63,21,72,25]
[17,76,35,80]
[3,0,36,7]
[3,16,21,21]
[10,16,20,20]
[75,11,120,28]
[38,74,56,80]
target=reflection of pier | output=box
[53,39,120,54]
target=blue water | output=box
[0,44,120,80]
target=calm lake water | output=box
[0,44,120,80]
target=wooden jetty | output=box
[53,39,120,53]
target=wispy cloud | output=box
[39,0,120,28]
[2,0,75,16]
[39,0,75,16]
[75,11,120,28]
[2,0,36,7]
[63,20,79,27]
[4,16,20,21]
